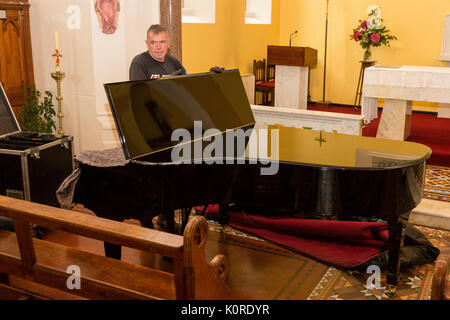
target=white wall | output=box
[124,0,160,67]
[29,0,160,154]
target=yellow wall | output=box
[279,0,450,109]
[183,0,449,110]
[182,0,280,75]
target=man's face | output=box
[146,31,170,62]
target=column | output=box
[160,0,182,62]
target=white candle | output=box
[54,30,60,51]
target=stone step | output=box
[410,199,450,231]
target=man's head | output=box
[146,24,170,62]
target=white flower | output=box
[368,16,381,29]
[367,5,381,18]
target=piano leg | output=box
[166,210,175,234]
[102,213,154,260]
[219,203,230,225]
[386,214,408,292]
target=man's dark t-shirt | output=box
[129,52,186,80]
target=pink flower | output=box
[360,21,369,29]
[371,33,380,43]
[353,30,361,41]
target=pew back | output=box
[0,195,229,299]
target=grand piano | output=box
[59,70,432,288]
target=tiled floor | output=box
[307,226,449,300]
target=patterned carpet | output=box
[307,226,449,300]
[424,165,450,202]
[206,221,449,300]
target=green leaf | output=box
[19,85,56,133]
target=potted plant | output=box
[19,84,56,133]
[350,5,397,61]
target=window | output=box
[245,0,272,25]
[182,0,215,24]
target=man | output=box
[129,24,186,81]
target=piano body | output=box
[66,70,431,288]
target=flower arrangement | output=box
[350,5,397,61]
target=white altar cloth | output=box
[362,66,450,123]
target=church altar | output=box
[251,105,365,135]
[362,65,450,140]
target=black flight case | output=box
[0,83,74,207]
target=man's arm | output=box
[177,60,187,75]
[168,55,187,75]
[180,64,187,75]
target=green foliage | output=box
[19,85,56,133]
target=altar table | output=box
[362,66,450,140]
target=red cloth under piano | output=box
[198,204,390,268]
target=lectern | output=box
[267,46,318,109]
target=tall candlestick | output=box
[52,31,64,133]
[51,71,66,136]
[54,30,60,51]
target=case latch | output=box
[30,148,40,159]
[61,138,70,149]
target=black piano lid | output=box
[247,123,431,170]
[0,82,21,136]
[104,70,255,161]
[104,69,430,170]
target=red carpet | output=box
[308,105,450,167]
[228,211,388,268]
[198,205,439,270]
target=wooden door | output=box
[0,0,34,121]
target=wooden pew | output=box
[431,255,449,300]
[0,195,229,300]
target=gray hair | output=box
[147,24,168,38]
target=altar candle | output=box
[54,30,60,51]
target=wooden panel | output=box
[1,18,24,96]
[0,1,31,5]
[0,0,34,122]
[267,46,318,67]
[13,219,36,268]
[184,216,230,299]
[0,195,184,257]
[0,231,177,299]
[431,255,449,300]
[0,283,48,300]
